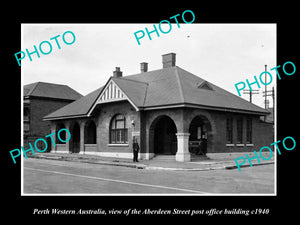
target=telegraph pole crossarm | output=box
[263,86,274,103]
[243,89,259,103]
[262,86,275,123]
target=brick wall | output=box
[24,97,74,150]
[49,101,274,157]
[142,107,274,154]
[96,101,139,154]
[208,111,274,153]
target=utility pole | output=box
[263,86,275,107]
[264,65,268,109]
[263,86,275,122]
[243,89,259,103]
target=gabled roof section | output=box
[24,82,82,100]
[112,77,148,108]
[95,79,127,103]
[88,77,148,115]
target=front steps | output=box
[152,155,175,161]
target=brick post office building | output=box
[24,82,82,150]
[44,53,273,161]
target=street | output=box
[23,158,275,195]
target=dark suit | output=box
[133,142,139,162]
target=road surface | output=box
[23,158,275,194]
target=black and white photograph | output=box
[21,23,276,195]
[4,4,298,220]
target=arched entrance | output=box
[84,120,97,144]
[188,115,212,154]
[150,115,177,155]
[70,122,80,153]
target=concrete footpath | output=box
[27,152,274,171]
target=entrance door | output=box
[189,116,210,154]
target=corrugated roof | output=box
[44,65,269,120]
[24,82,82,100]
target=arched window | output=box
[109,114,128,144]
[85,120,97,144]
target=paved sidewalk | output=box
[27,151,275,171]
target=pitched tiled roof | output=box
[24,82,82,100]
[111,66,269,114]
[44,66,269,120]
[112,77,148,107]
[44,87,103,119]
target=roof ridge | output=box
[119,77,150,108]
[26,82,39,96]
[27,81,69,87]
[142,82,148,107]
[112,76,149,85]
[174,67,185,103]
[124,67,165,78]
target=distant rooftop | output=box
[24,82,82,101]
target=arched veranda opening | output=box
[84,120,97,144]
[69,122,80,153]
[149,115,177,155]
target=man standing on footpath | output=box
[132,137,140,162]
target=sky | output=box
[22,23,276,108]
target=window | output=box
[110,114,128,144]
[246,118,252,144]
[24,122,30,133]
[237,118,243,144]
[226,118,233,144]
[24,108,30,122]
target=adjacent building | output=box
[24,82,82,150]
[43,53,273,161]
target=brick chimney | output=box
[162,53,176,68]
[113,67,122,77]
[140,62,148,72]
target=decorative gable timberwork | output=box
[87,79,139,116]
[97,80,126,103]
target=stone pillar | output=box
[80,121,85,154]
[65,122,71,153]
[175,133,191,162]
[49,122,57,152]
